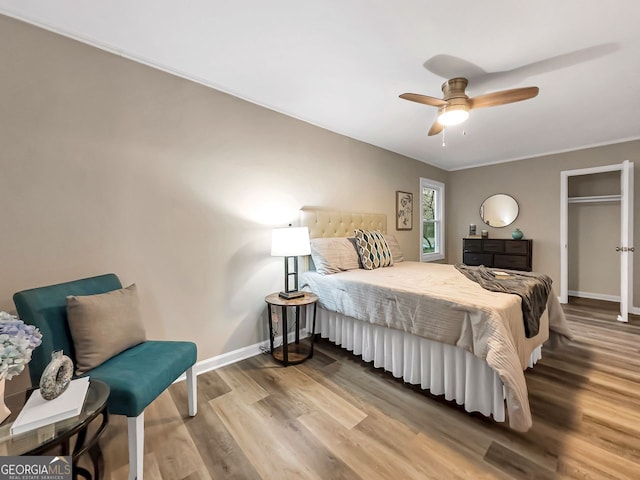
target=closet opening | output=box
[560,160,635,322]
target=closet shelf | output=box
[568,194,621,204]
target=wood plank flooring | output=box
[91,299,640,479]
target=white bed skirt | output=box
[315,307,542,423]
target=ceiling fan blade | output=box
[400,93,448,107]
[469,86,539,109]
[428,120,444,136]
[424,55,486,82]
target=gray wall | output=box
[447,141,640,305]
[0,15,444,370]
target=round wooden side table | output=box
[265,292,318,366]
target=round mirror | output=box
[480,194,519,227]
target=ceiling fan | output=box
[399,78,539,136]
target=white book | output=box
[11,377,91,436]
[493,271,512,277]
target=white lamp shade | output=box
[271,226,311,257]
[438,106,469,126]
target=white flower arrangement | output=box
[0,311,43,380]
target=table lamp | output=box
[271,225,311,299]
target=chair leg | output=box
[127,413,144,480]
[186,366,197,416]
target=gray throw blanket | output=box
[455,264,552,338]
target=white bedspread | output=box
[300,261,571,431]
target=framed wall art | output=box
[396,191,413,230]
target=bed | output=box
[298,208,572,431]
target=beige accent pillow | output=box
[310,237,360,274]
[66,284,147,375]
[384,234,405,262]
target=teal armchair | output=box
[13,274,198,480]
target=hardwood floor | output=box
[93,299,640,479]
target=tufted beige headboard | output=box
[300,208,387,239]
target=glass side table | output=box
[0,379,110,479]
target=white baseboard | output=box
[568,290,620,303]
[567,290,640,315]
[173,329,309,383]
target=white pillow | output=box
[310,237,360,274]
[384,234,404,262]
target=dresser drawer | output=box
[505,240,529,254]
[493,254,530,271]
[463,252,493,267]
[463,239,483,252]
[482,240,505,253]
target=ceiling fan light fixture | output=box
[400,77,538,137]
[437,105,469,126]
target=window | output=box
[420,178,445,262]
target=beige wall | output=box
[447,140,640,306]
[3,12,638,390]
[0,16,445,368]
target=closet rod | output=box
[568,194,621,204]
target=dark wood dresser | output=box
[462,238,532,271]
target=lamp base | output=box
[279,290,305,300]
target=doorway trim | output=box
[560,160,637,318]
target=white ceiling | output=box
[2,1,640,171]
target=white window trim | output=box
[420,178,445,262]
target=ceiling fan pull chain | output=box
[442,127,446,147]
